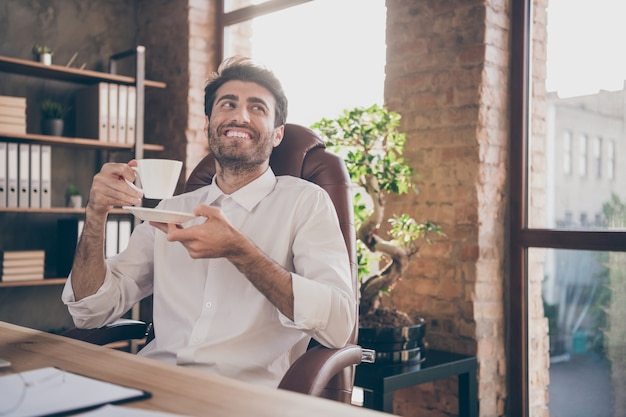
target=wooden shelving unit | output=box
[0,47,165,297]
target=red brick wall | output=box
[385,1,510,415]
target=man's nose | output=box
[231,106,251,124]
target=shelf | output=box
[0,278,66,288]
[0,132,164,151]
[0,207,131,214]
[0,55,166,88]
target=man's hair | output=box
[204,56,288,127]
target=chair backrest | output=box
[186,123,359,401]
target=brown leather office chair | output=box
[63,123,367,403]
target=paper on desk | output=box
[0,367,149,417]
[77,404,190,417]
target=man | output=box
[62,57,356,387]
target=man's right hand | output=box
[86,162,144,215]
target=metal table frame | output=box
[354,349,478,416]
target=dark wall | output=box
[0,0,148,332]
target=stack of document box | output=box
[0,142,51,208]
[75,83,136,145]
[0,95,27,135]
[0,250,45,282]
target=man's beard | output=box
[208,122,274,173]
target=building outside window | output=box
[579,134,587,177]
[593,136,602,179]
[607,139,615,180]
[563,130,572,175]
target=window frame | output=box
[510,1,626,415]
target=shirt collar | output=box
[204,168,277,211]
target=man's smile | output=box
[223,127,254,140]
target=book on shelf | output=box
[40,145,51,208]
[117,84,128,144]
[0,105,26,118]
[0,142,6,207]
[6,142,18,207]
[1,271,44,282]
[108,83,119,143]
[0,96,26,135]
[1,250,45,281]
[0,95,26,108]
[0,114,26,125]
[126,85,136,144]
[1,263,44,275]
[2,257,45,268]
[1,250,46,260]
[18,143,29,208]
[75,83,109,141]
[30,144,41,208]
[0,123,26,135]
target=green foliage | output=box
[388,214,442,253]
[66,185,80,196]
[40,99,66,119]
[32,44,53,56]
[312,104,415,196]
[602,193,626,227]
[312,104,442,281]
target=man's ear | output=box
[273,125,285,148]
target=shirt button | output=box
[205,302,212,309]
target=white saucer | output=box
[122,206,197,224]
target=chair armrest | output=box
[61,319,149,346]
[278,344,363,398]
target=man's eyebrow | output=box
[248,97,269,108]
[216,94,239,104]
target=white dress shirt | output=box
[62,168,355,387]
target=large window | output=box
[220,0,386,127]
[514,0,626,415]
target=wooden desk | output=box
[0,321,387,417]
[355,350,478,416]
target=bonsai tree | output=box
[312,104,442,328]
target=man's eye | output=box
[222,102,235,108]
[252,105,266,113]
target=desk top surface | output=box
[0,321,386,417]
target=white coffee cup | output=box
[127,159,183,199]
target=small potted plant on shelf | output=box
[40,99,66,136]
[66,185,82,208]
[32,44,54,65]
[312,104,443,365]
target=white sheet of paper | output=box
[0,367,148,417]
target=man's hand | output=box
[150,204,244,259]
[87,161,144,215]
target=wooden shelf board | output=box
[0,207,131,214]
[0,278,66,288]
[0,132,164,151]
[0,55,166,88]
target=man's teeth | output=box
[226,131,249,138]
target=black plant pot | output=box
[358,317,427,365]
[41,118,63,136]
